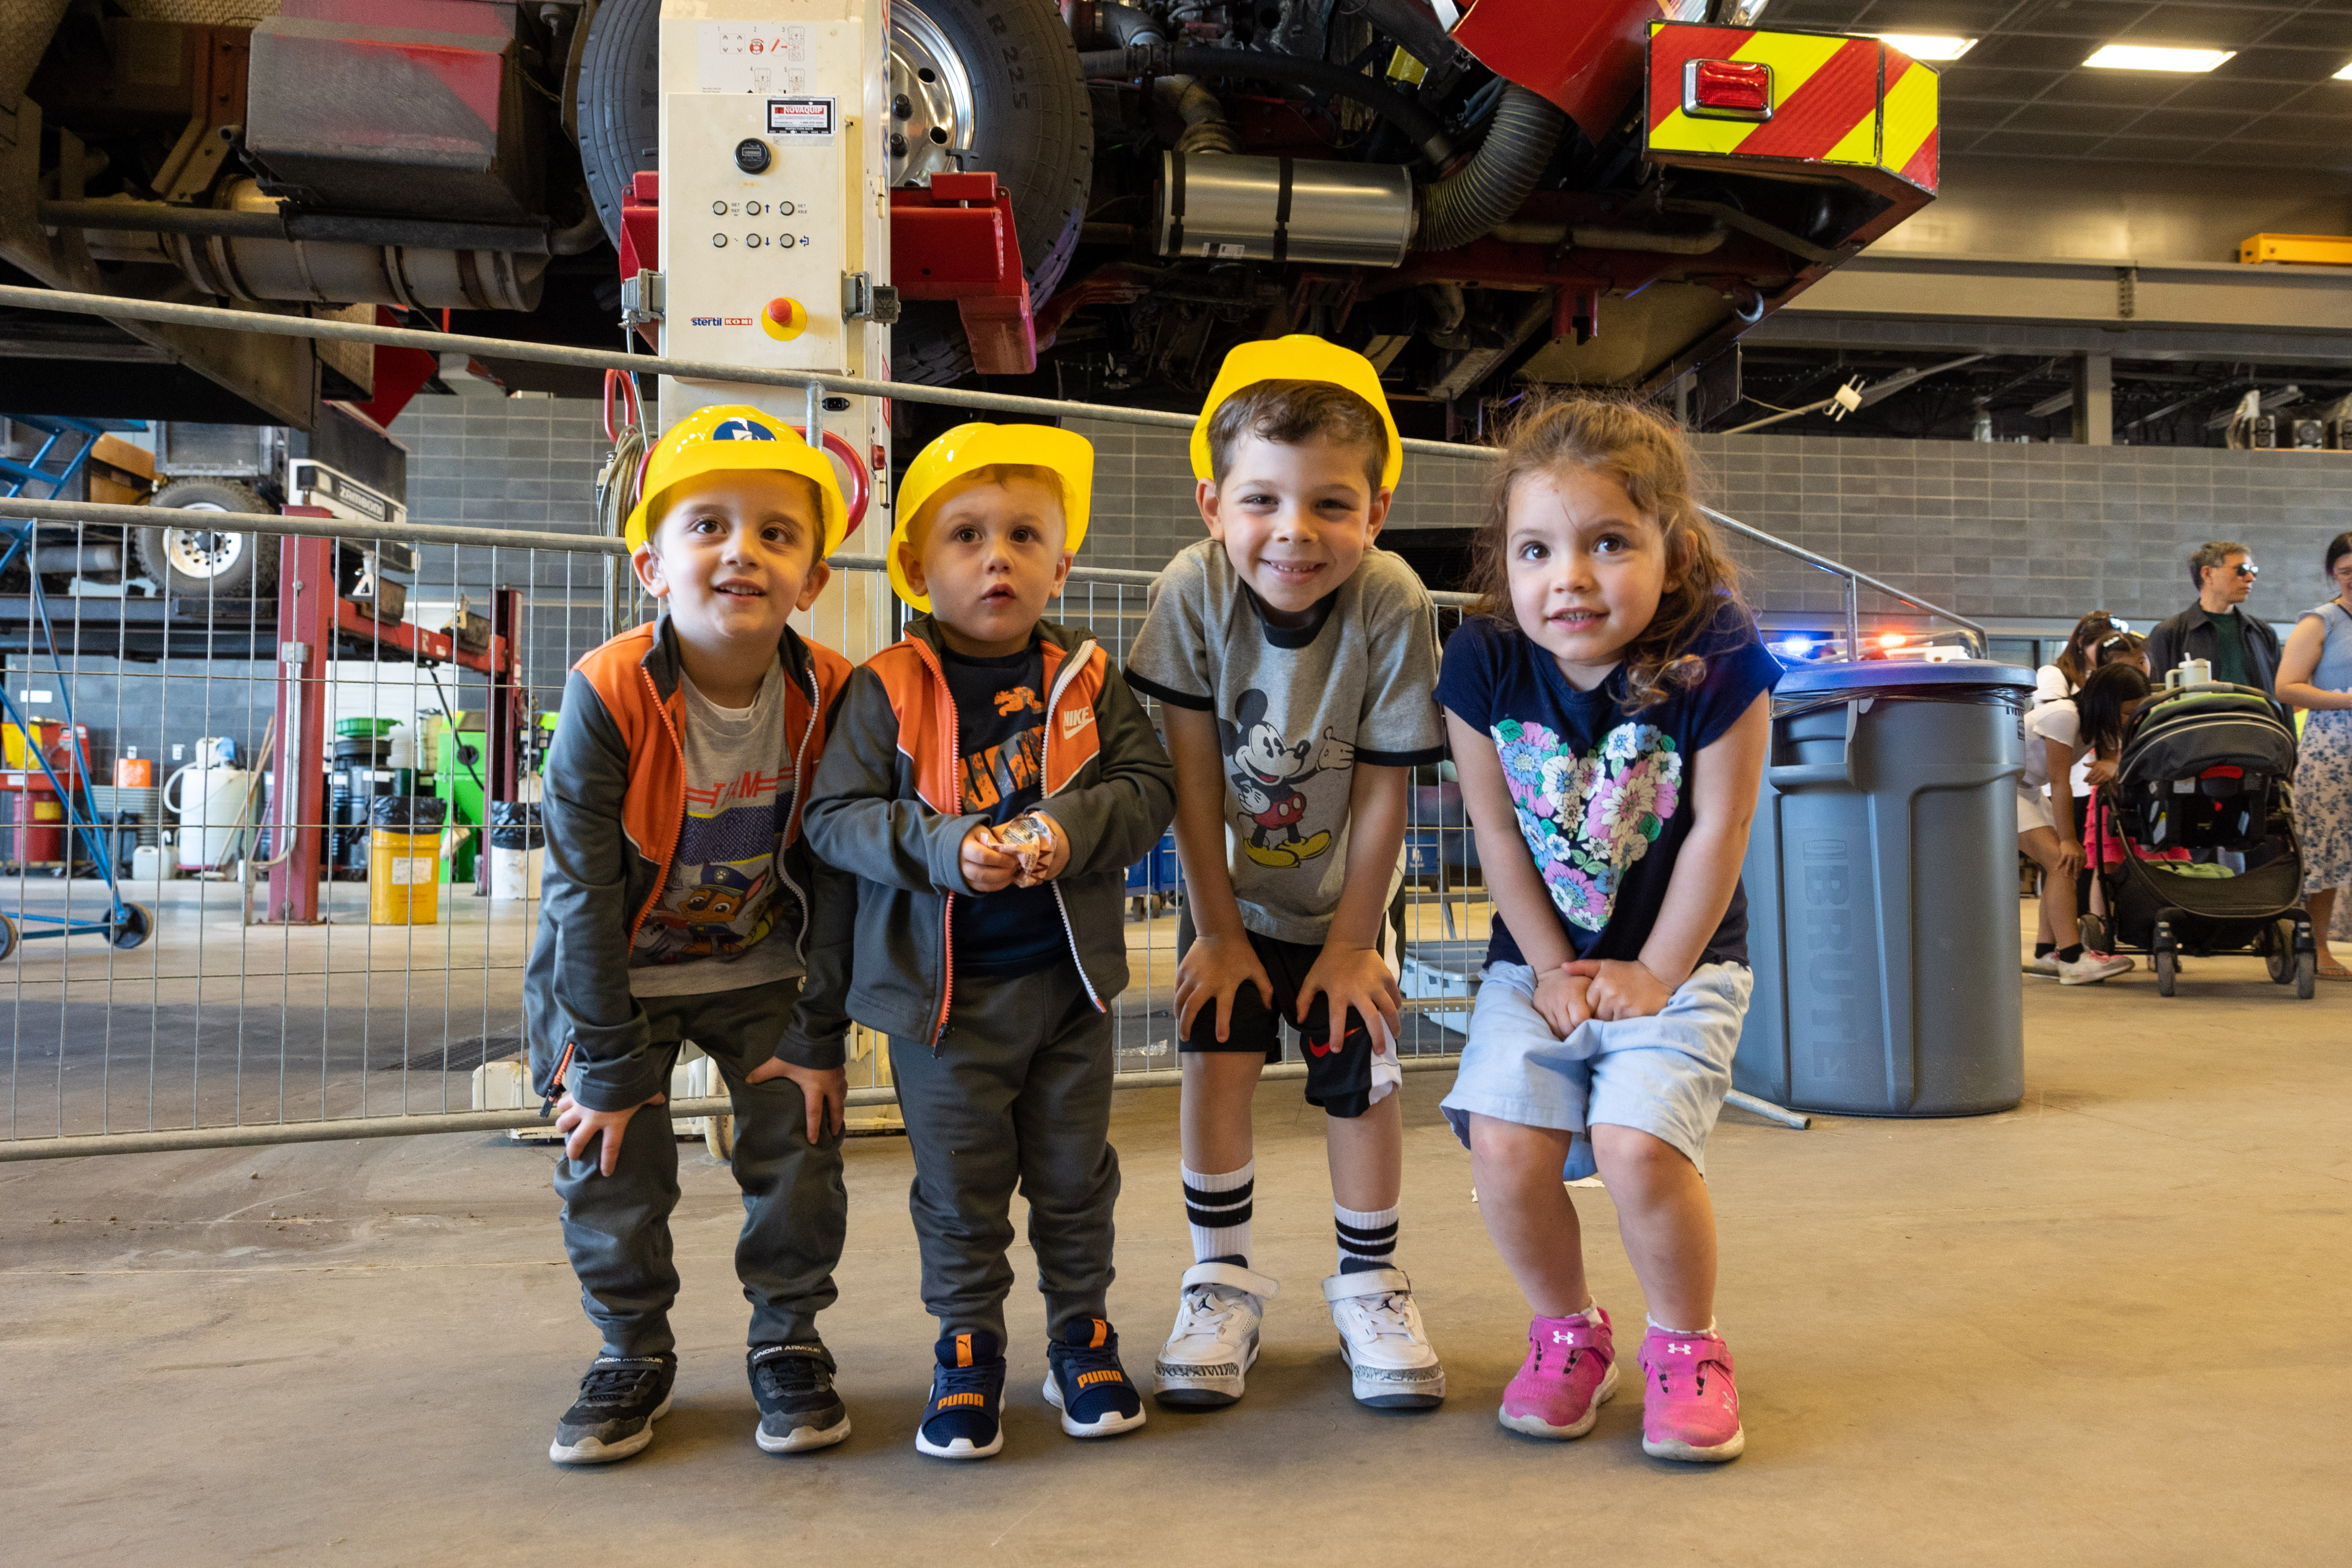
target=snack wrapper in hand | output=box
[992,812,1055,887]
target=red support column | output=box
[266,520,336,924]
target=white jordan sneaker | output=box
[1323,1268,1446,1409]
[1152,1261,1280,1408]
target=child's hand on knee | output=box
[1299,941,1402,1054]
[745,1057,847,1141]
[1534,965,1593,1038]
[1174,933,1274,1042]
[1566,959,1673,1023]
[553,1090,666,1177]
[959,824,1019,892]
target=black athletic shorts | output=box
[1175,909,1393,1120]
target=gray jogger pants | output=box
[554,981,847,1359]
[887,963,1119,1343]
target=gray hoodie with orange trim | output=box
[803,615,1175,1047]
[525,614,857,1112]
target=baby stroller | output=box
[2084,683,2316,998]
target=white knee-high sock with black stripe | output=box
[1183,1162,1255,1266]
[1334,1202,1399,1274]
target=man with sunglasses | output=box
[2145,542,2278,694]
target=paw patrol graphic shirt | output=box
[942,642,1068,978]
[1435,608,1780,970]
[1128,540,1445,943]
[628,659,807,996]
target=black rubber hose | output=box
[1074,43,1455,164]
[1412,84,1566,252]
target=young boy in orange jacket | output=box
[804,423,1175,1460]
[526,406,857,1466]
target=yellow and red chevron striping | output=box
[1645,21,1938,193]
[1735,37,1879,160]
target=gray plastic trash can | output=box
[1735,659,2034,1117]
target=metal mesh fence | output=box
[0,517,1489,1156]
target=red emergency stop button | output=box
[761,297,808,341]
[1683,58,1773,120]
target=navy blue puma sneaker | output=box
[1043,1317,1148,1438]
[916,1328,1007,1459]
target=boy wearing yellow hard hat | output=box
[804,422,1175,1460]
[1122,336,1447,1412]
[527,403,861,1467]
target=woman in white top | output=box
[2019,663,2152,984]
[2035,610,2128,704]
[2273,531,2352,978]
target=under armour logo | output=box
[1665,1342,1694,1355]
[1550,1330,1576,1344]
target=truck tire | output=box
[136,479,278,601]
[575,0,1091,384]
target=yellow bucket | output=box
[368,828,441,924]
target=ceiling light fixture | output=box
[2082,44,2235,72]
[2334,61,2352,80]
[1873,34,1975,61]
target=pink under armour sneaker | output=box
[1635,1326,1745,1461]
[1498,1306,1619,1439]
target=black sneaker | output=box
[748,1342,852,1454]
[549,1354,676,1465]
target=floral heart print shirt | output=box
[1493,716,1684,934]
[1435,612,1782,971]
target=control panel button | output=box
[735,137,772,173]
[780,200,796,217]
[745,233,764,247]
[710,200,727,216]
[745,200,765,217]
[779,234,796,249]
[761,297,808,342]
[711,234,728,247]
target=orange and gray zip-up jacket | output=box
[524,614,856,1111]
[802,615,1175,1048]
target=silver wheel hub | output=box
[888,2,976,188]
[160,502,247,579]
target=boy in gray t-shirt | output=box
[1123,337,1446,1414]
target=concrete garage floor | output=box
[7,952,2349,1565]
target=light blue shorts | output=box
[1440,961,1752,1182]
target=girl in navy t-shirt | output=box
[1434,398,1779,1464]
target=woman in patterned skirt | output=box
[2275,531,2352,978]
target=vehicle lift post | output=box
[267,520,334,924]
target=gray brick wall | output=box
[30,392,2347,814]
[388,397,2352,634]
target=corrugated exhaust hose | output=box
[1413,84,1568,253]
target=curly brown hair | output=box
[1465,395,1748,712]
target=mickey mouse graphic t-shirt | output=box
[1127,539,1446,944]
[1434,608,1781,970]
[627,660,807,997]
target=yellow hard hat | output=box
[1189,334,1403,490]
[625,404,849,556]
[888,422,1094,611]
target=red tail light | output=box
[1683,58,1773,119]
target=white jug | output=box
[164,737,253,870]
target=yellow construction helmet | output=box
[1189,334,1403,490]
[888,422,1094,611]
[625,404,849,556]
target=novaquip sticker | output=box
[766,97,836,138]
